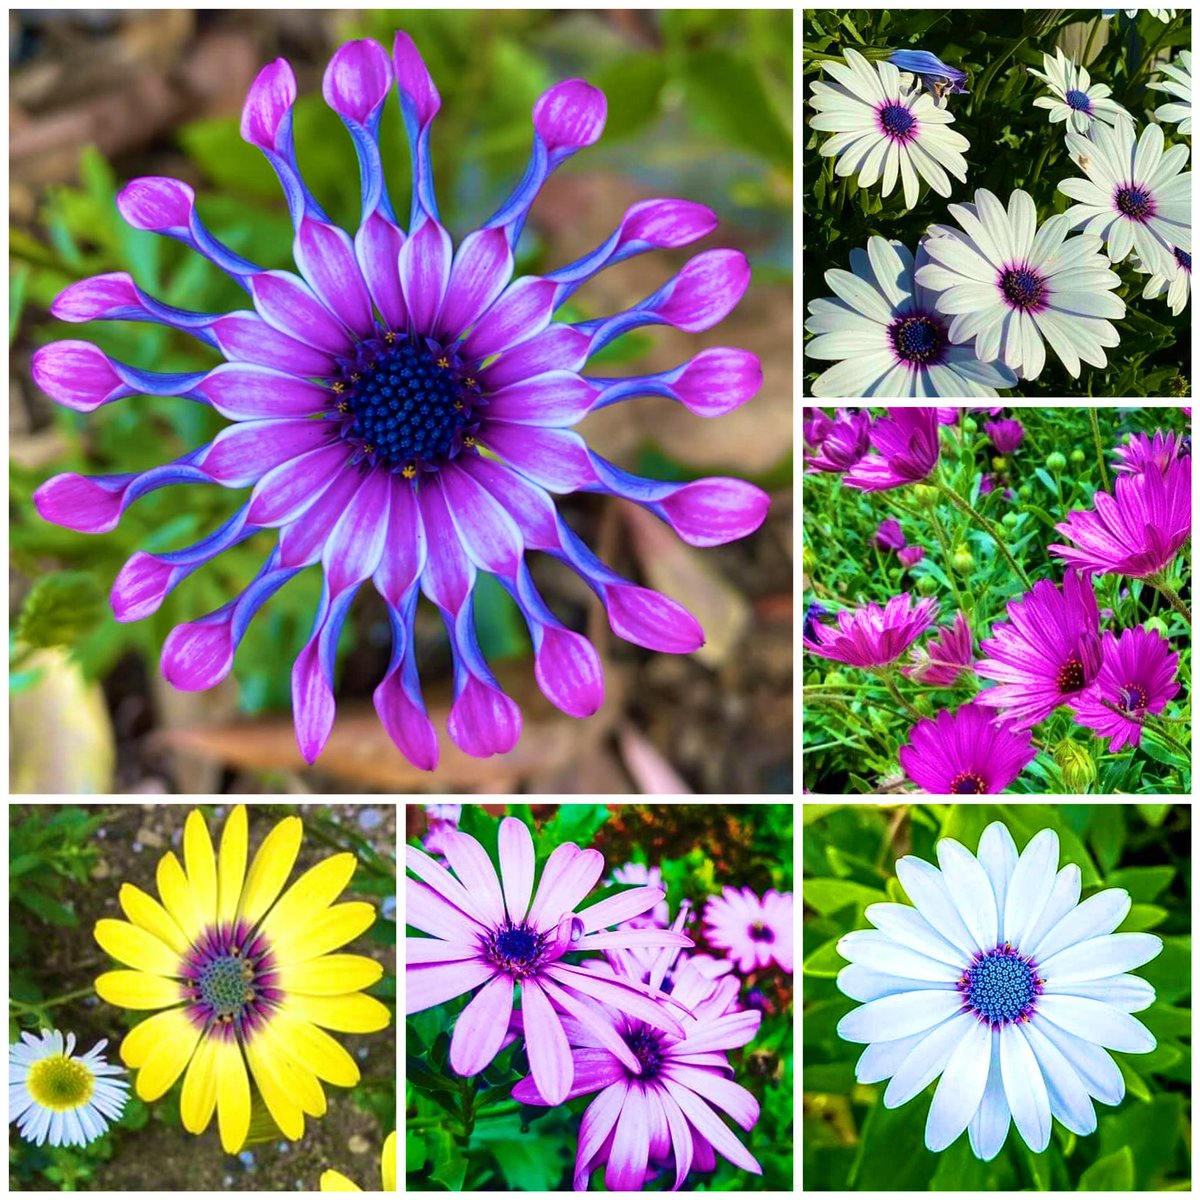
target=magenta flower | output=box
[31,33,769,771]
[979,472,999,494]
[898,545,925,567]
[422,803,462,857]
[898,701,1036,793]
[843,407,941,492]
[1049,456,1191,578]
[874,518,907,552]
[1113,429,1186,477]
[703,886,793,974]
[903,610,974,685]
[803,593,939,668]
[803,406,835,447]
[983,417,1024,453]
[1073,626,1181,751]
[406,816,691,1104]
[512,949,763,1190]
[975,572,1102,729]
[804,407,872,473]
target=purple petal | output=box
[497,817,535,924]
[674,1010,762,1055]
[656,1087,694,1191]
[620,198,717,249]
[449,972,515,1076]
[374,653,439,771]
[194,364,329,420]
[480,424,596,492]
[655,249,751,332]
[528,844,584,929]
[211,312,338,376]
[437,227,514,341]
[294,218,376,337]
[439,465,524,578]
[197,418,332,488]
[292,628,339,765]
[240,58,296,152]
[658,478,771,547]
[375,476,426,603]
[528,847,604,926]
[520,978,574,1105]
[406,844,492,926]
[661,1065,759,1130]
[447,675,522,759]
[249,271,354,355]
[406,878,485,943]
[417,478,474,612]
[32,341,126,411]
[397,217,452,334]
[277,467,366,568]
[322,38,392,124]
[575,930,691,950]
[405,938,481,965]
[573,1082,628,1190]
[162,617,237,691]
[356,213,407,329]
[605,584,705,653]
[533,625,604,718]
[392,31,441,125]
[670,347,762,417]
[322,466,392,593]
[116,176,194,232]
[485,372,597,427]
[660,1079,761,1175]
[51,273,141,322]
[576,887,670,932]
[460,276,558,361]
[536,976,640,1076]
[606,1082,650,1192]
[479,324,590,389]
[465,456,562,550]
[246,445,348,527]
[533,79,606,153]
[442,830,506,927]
[405,959,495,1016]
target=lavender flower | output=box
[984,418,1025,454]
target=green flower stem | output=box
[804,687,911,723]
[1027,138,1053,188]
[1146,574,1191,625]
[1088,407,1111,492]
[9,985,97,1015]
[1151,723,1192,761]
[879,671,922,720]
[933,479,1032,589]
[926,505,970,617]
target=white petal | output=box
[1020,1021,1097,1136]
[1036,995,1156,1053]
[1000,1023,1051,1152]
[855,1028,932,1083]
[1027,887,1130,961]
[837,989,968,1044]
[865,902,967,967]
[838,963,958,1003]
[899,148,920,210]
[936,839,998,953]
[924,1019,991,1152]
[1003,830,1059,951]
[1033,1017,1124,1105]
[895,857,978,958]
[1052,973,1155,1012]
[838,931,963,982]
[1039,933,1163,984]
[810,351,895,398]
[885,1013,974,1108]
[968,1028,1011,1162]
[1020,864,1081,955]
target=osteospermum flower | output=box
[888,49,968,103]
[31,34,769,772]
[1029,48,1132,134]
[845,407,944,491]
[975,571,1102,729]
[321,1129,397,1191]
[513,943,763,1190]
[1149,49,1192,135]
[836,822,1162,1159]
[1073,626,1181,751]
[904,610,975,686]
[803,593,939,668]
[1113,429,1186,476]
[899,545,926,568]
[917,189,1125,380]
[1059,120,1190,279]
[9,1030,128,1147]
[875,518,907,552]
[805,238,1017,397]
[93,806,389,1153]
[611,862,670,929]
[1103,8,1177,21]
[984,418,1024,454]
[809,48,969,211]
[1049,455,1191,577]
[804,408,873,472]
[703,886,793,974]
[405,816,691,1105]
[898,702,1036,793]
[1136,245,1192,315]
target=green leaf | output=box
[681,49,791,166]
[1078,1145,1134,1190]
[804,878,887,916]
[15,572,105,650]
[1138,727,1190,770]
[487,1125,568,1190]
[427,1128,468,1190]
[16,890,79,927]
[1140,1003,1191,1039]
[803,937,847,978]
[1088,804,1125,873]
[593,53,667,139]
[1116,1057,1151,1102]
[1104,865,1175,902]
[540,804,610,851]
[1135,803,1172,827]
[1139,934,1190,1003]
[1118,903,1168,931]
[472,570,528,663]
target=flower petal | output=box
[924,1018,991,1152]
[449,972,515,1077]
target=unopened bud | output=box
[912,483,939,509]
[992,455,1008,472]
[1070,449,1086,464]
[1143,616,1169,637]
[951,547,974,574]
[916,574,938,595]
[1054,739,1097,793]
[1046,451,1067,471]
[962,417,977,434]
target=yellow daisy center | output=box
[27,1054,94,1111]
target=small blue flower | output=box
[889,49,969,98]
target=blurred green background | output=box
[10,9,793,795]
[802,803,1192,1191]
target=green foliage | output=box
[802,803,1191,1192]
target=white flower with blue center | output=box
[9,1029,129,1146]
[1135,245,1192,314]
[835,823,1162,1160]
[1149,49,1192,135]
[1103,8,1177,21]
[809,47,970,210]
[1029,48,1132,135]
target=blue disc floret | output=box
[958,943,1043,1026]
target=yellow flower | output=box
[321,1129,396,1191]
[93,805,391,1153]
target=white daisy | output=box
[836,822,1162,1160]
[1058,119,1190,278]
[1136,245,1192,314]
[916,188,1125,381]
[809,47,970,211]
[1149,49,1192,135]
[1029,48,1133,135]
[9,1029,129,1147]
[804,236,1018,398]
[1103,8,1177,21]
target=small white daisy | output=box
[809,47,970,211]
[9,1029,129,1147]
[916,187,1125,381]
[1136,245,1192,314]
[1149,49,1192,135]
[804,236,1018,397]
[836,822,1162,1160]
[1029,48,1133,134]
[1103,8,1177,21]
[1058,119,1190,278]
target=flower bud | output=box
[1002,512,1019,528]
[962,417,977,434]
[1143,616,1169,637]
[1046,451,1067,471]
[912,483,939,509]
[825,670,848,688]
[951,547,974,574]
[1070,449,1086,464]
[992,455,1008,472]
[1018,485,1032,500]
[1054,738,1097,793]
[916,574,938,595]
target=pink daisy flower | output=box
[1112,429,1186,477]
[898,701,1037,794]
[975,572,1103,729]
[1049,455,1191,578]
[803,593,939,668]
[983,417,1024,454]
[1073,626,1181,752]
[703,886,793,974]
[844,407,941,492]
[804,407,872,473]
[904,610,975,686]
[874,518,907,551]
[899,545,926,568]
[406,816,691,1104]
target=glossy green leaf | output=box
[803,937,847,978]
[1077,1145,1134,1190]
[804,878,888,916]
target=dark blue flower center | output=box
[1000,267,1046,310]
[1056,655,1087,694]
[749,921,775,943]
[198,953,252,1018]
[496,926,540,963]
[1118,682,1148,712]
[331,334,481,473]
[625,1026,666,1081]
[485,921,545,979]
[879,102,917,140]
[889,315,945,364]
[1115,186,1155,221]
[950,771,987,793]
[964,947,1037,1024]
[1174,247,1192,272]
[1064,88,1092,112]
[804,602,828,641]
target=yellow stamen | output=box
[402,464,417,479]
